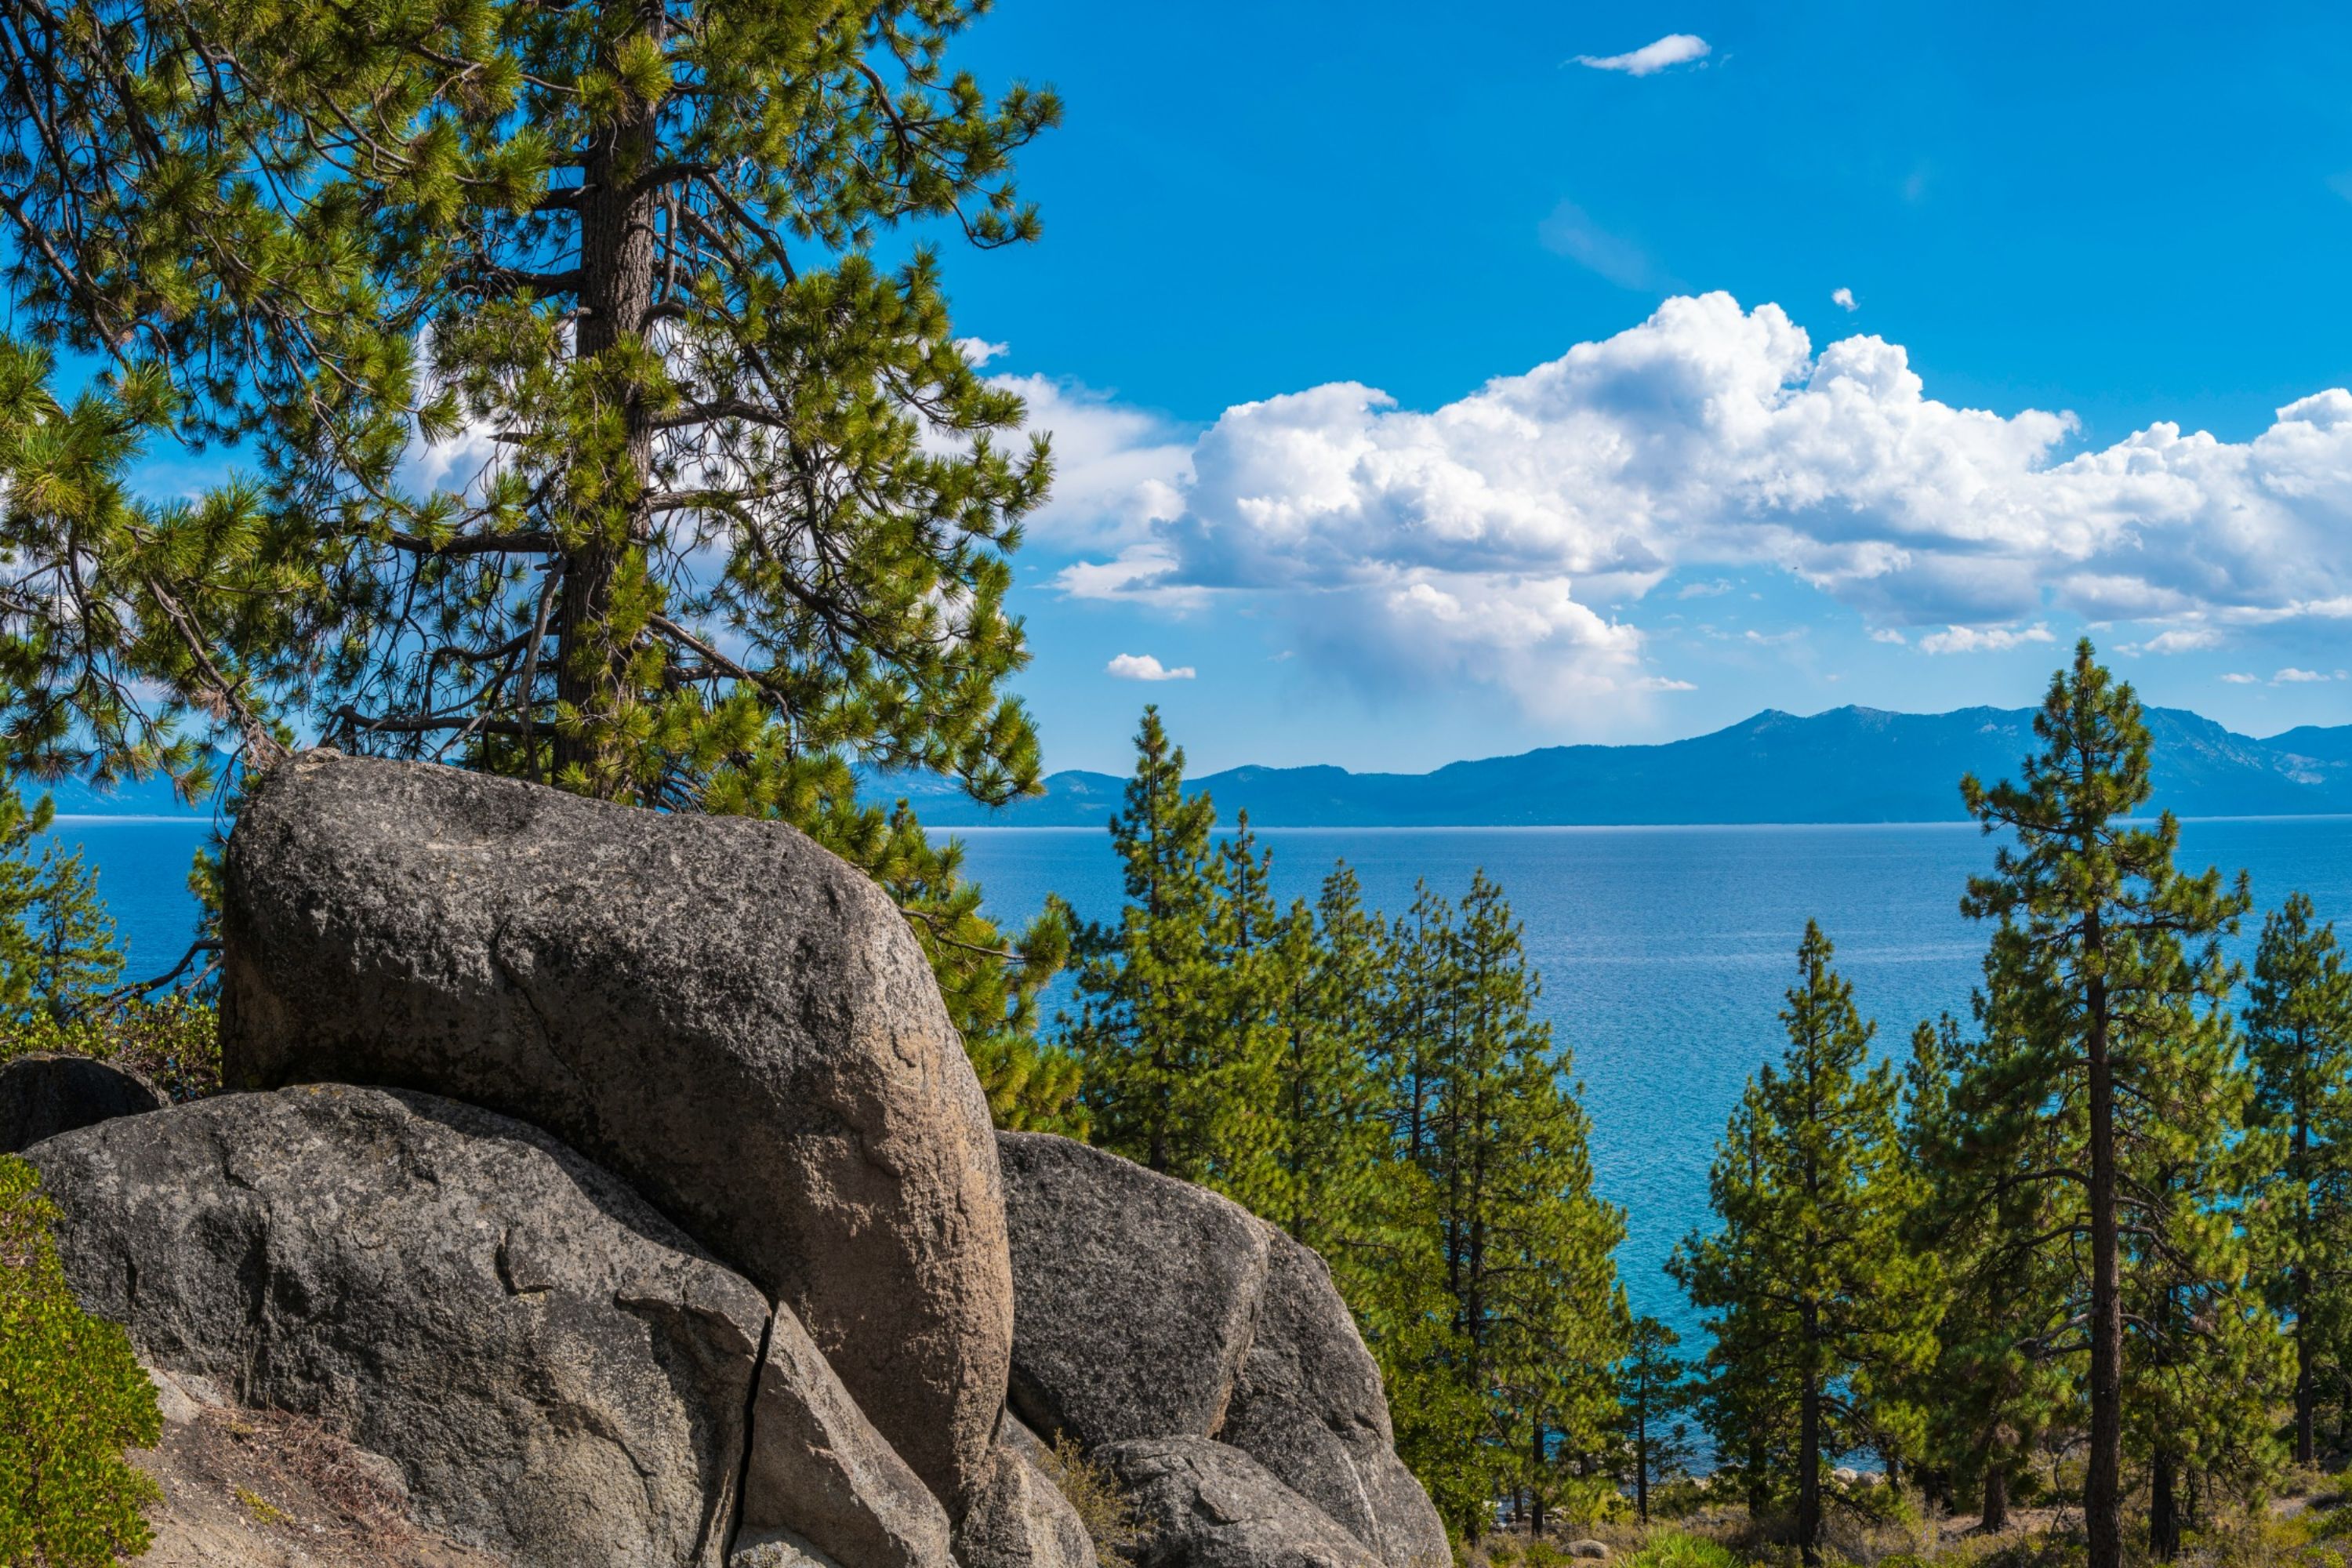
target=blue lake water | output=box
[58,811,2352,1344]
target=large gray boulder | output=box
[0,1052,162,1152]
[996,1132,1272,1449]
[953,1418,1095,1568]
[1219,1231,1450,1568]
[739,1302,952,1568]
[1098,1438,1377,1568]
[219,751,1013,1514]
[25,1084,769,1568]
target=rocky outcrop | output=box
[739,1304,953,1568]
[25,1085,769,1568]
[997,1134,1447,1568]
[1220,1232,1450,1568]
[996,1131,1271,1447]
[219,750,1012,1514]
[953,1419,1095,1568]
[0,1052,161,1152]
[1097,1438,1378,1568]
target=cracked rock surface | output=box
[26,1084,768,1568]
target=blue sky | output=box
[909,1,2352,772]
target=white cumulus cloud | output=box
[1106,652,1196,682]
[1832,287,1857,312]
[1573,34,1711,75]
[1043,292,2352,714]
[2272,667,2338,684]
[2221,673,2259,684]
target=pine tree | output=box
[1902,1011,2074,1532]
[25,842,124,1024]
[1255,866,1393,1271]
[0,1,1065,1116]
[1615,1312,1695,1524]
[1671,922,1936,1564]
[1392,872,1625,1541]
[1059,708,1236,1182]
[2245,892,2352,1465]
[1958,639,2254,1568]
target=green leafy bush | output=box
[1622,1531,1744,1568]
[0,1153,161,1566]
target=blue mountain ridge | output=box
[869,706,2352,828]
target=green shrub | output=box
[0,995,220,1103]
[0,1153,161,1566]
[1622,1532,1744,1568]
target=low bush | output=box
[1621,1530,1744,1568]
[1034,1433,1148,1568]
[0,1153,161,1566]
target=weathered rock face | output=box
[741,1303,952,1568]
[1220,1232,1450,1568]
[219,751,1012,1514]
[1097,1438,1378,1568]
[25,1085,769,1568]
[0,1052,162,1152]
[953,1419,1095,1568]
[996,1131,1271,1449]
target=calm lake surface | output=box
[65,812,2352,1341]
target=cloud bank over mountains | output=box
[1017,292,2352,714]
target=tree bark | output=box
[1797,1353,1821,1565]
[555,9,663,794]
[2085,960,2123,1568]
[1980,1461,2009,1534]
[2297,1108,2316,1467]
[2150,1447,2180,1560]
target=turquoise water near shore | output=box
[58,811,2352,1341]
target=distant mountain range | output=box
[31,704,2352,825]
[873,706,2352,828]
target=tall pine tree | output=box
[1958,639,2252,1568]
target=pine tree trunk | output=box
[2085,967,2124,1568]
[557,16,662,796]
[1981,1461,2009,1534]
[1636,1418,1650,1524]
[1797,1356,1821,1565]
[2297,1109,2316,1467]
[1530,1422,1547,1538]
[2150,1447,2180,1560]
[1748,1430,1769,1523]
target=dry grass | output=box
[1035,1432,1150,1568]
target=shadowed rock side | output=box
[1097,1437,1379,1568]
[996,1131,1448,1568]
[218,751,1012,1515]
[1220,1230,1451,1568]
[739,1303,953,1568]
[24,1085,769,1568]
[0,1052,162,1152]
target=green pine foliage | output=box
[0,0,1072,1129]
[0,1155,162,1566]
[2245,892,2352,1465]
[1671,922,1936,1563]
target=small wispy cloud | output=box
[2221,673,2259,684]
[1540,201,1669,291]
[1677,578,1733,599]
[1917,623,2056,655]
[1573,34,1711,76]
[1867,627,1907,645]
[1634,675,1697,691]
[2272,666,2344,684]
[1106,652,1196,682]
[954,337,1010,366]
[1831,287,1858,313]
